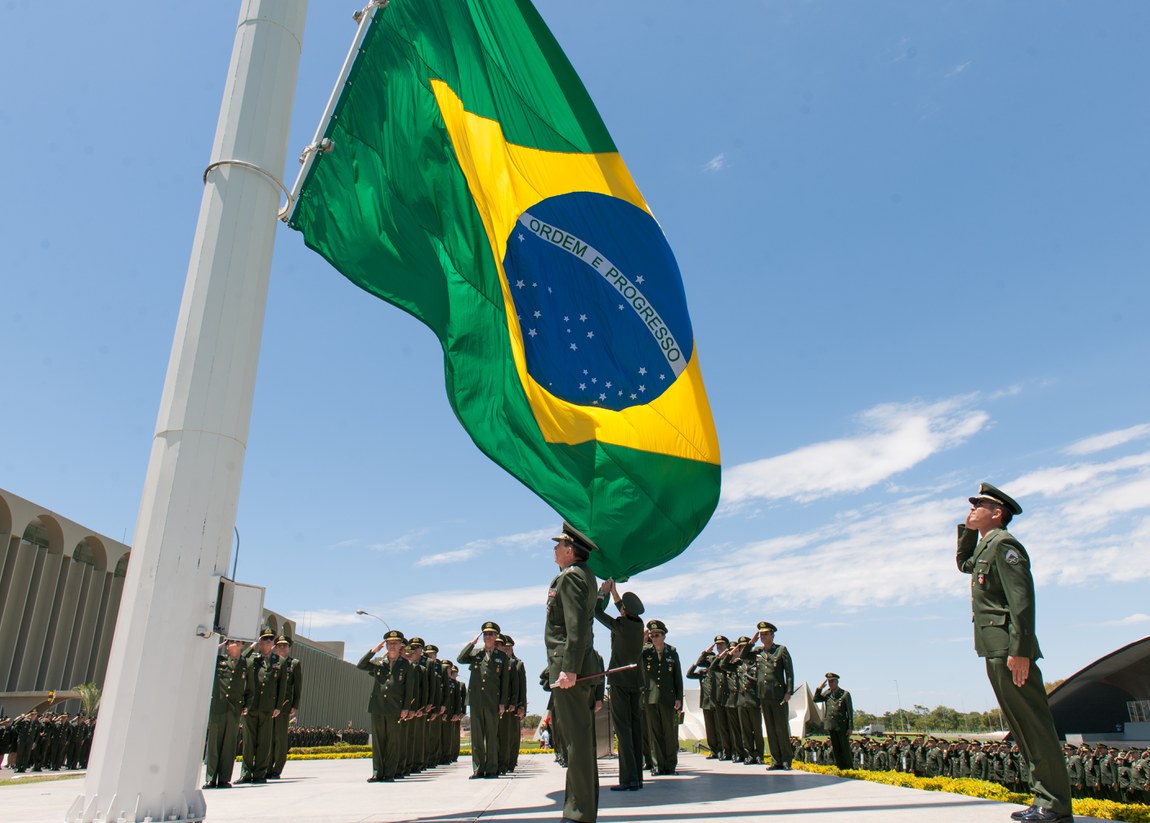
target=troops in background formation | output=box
[794,735,1150,804]
[2,709,94,773]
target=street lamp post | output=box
[356,609,390,631]
[894,680,907,732]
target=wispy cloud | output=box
[287,609,369,630]
[367,527,431,553]
[1065,423,1150,456]
[721,396,989,508]
[945,60,972,78]
[417,548,478,567]
[1100,613,1150,627]
[703,153,727,173]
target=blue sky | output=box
[2,1,1148,719]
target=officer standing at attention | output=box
[594,578,645,791]
[545,524,600,823]
[957,482,1074,823]
[686,636,725,761]
[268,635,302,779]
[458,621,511,779]
[813,672,853,770]
[239,628,282,783]
[204,638,248,788]
[750,621,794,770]
[641,619,684,776]
[358,629,413,782]
[496,635,528,774]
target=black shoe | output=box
[767,764,784,771]
[253,777,267,784]
[266,773,280,779]
[202,782,215,789]
[236,776,253,784]
[1018,809,1073,823]
[217,782,232,789]
[381,777,394,782]
[705,753,718,759]
[1012,807,1038,821]
[610,784,640,791]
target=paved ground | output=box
[0,753,1100,822]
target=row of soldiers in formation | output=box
[284,726,369,747]
[356,624,528,783]
[203,629,303,788]
[1,710,95,773]
[796,735,1150,803]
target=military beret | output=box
[551,522,598,553]
[274,635,291,646]
[424,644,439,653]
[713,635,730,644]
[737,635,751,645]
[259,628,275,640]
[481,621,501,634]
[620,591,645,616]
[826,672,840,680]
[969,482,1022,516]
[408,637,425,649]
[646,619,668,634]
[383,630,405,642]
[758,621,777,632]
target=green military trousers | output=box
[241,711,274,780]
[761,698,793,767]
[986,658,1072,815]
[644,703,678,774]
[738,706,763,762]
[610,685,644,788]
[369,713,401,780]
[269,711,291,777]
[471,706,500,777]
[205,708,241,785]
[553,682,599,822]
[499,711,519,772]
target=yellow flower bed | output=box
[792,762,1150,823]
[286,747,549,761]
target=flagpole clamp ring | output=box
[203,159,294,220]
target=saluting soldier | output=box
[268,635,303,779]
[1064,743,1083,797]
[204,637,248,788]
[594,579,645,791]
[239,628,282,783]
[422,644,446,768]
[709,641,744,762]
[458,621,511,779]
[445,663,465,764]
[686,636,722,761]
[957,482,1073,823]
[750,621,794,770]
[501,635,528,773]
[545,525,600,823]
[729,636,764,764]
[813,673,853,770]
[403,639,430,775]
[641,619,683,776]
[358,629,414,782]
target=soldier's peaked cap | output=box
[551,522,598,553]
[620,591,644,616]
[500,635,515,647]
[826,672,840,679]
[383,629,405,642]
[713,635,730,644]
[408,637,425,648]
[736,635,751,645]
[646,619,668,634]
[758,621,778,632]
[259,628,275,640]
[424,644,439,653]
[481,621,501,633]
[969,482,1022,516]
[274,635,291,645]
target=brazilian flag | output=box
[289,0,720,579]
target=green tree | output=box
[72,682,102,718]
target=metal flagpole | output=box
[65,2,307,821]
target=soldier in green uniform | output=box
[423,643,449,768]
[640,619,683,776]
[686,637,724,760]
[957,482,1074,823]
[813,673,853,769]
[358,629,414,782]
[709,642,744,762]
[239,628,281,783]
[402,639,429,775]
[728,636,764,764]
[268,635,302,779]
[594,579,645,791]
[503,636,528,773]
[204,638,248,788]
[446,664,465,764]
[545,525,600,823]
[749,621,794,770]
[458,621,511,779]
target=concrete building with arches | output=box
[0,487,130,716]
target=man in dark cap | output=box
[813,673,853,769]
[496,634,527,774]
[957,482,1073,823]
[750,621,794,770]
[641,619,683,776]
[458,621,511,779]
[268,635,302,779]
[204,637,248,788]
[686,635,728,760]
[545,524,600,823]
[596,578,646,790]
[239,628,281,783]
[358,629,413,782]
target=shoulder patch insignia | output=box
[1004,548,1021,565]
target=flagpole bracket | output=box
[203,159,294,221]
[353,0,387,23]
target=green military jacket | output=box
[210,653,248,715]
[245,653,283,714]
[752,643,794,702]
[640,643,683,706]
[543,560,597,681]
[733,655,759,709]
[686,651,717,710]
[956,525,1042,659]
[357,651,414,717]
[273,655,303,714]
[593,602,644,690]
[813,686,853,732]
[457,642,511,711]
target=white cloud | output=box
[367,527,430,552]
[1065,424,1150,456]
[1101,614,1150,627]
[1008,451,1150,499]
[417,548,478,566]
[703,153,727,172]
[393,584,543,621]
[721,396,989,507]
